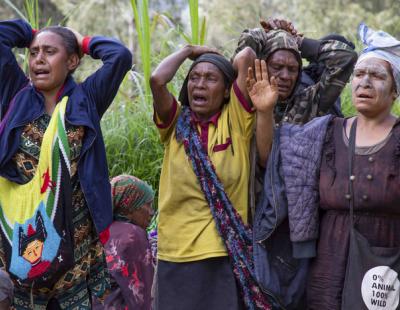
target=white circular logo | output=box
[361,266,400,310]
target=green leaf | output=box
[199,16,207,45]
[189,0,199,44]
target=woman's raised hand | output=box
[260,18,298,36]
[246,59,278,113]
[185,45,220,60]
[65,27,84,57]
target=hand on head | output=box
[185,45,221,60]
[64,27,84,58]
[246,59,278,113]
[260,18,297,35]
[260,18,303,44]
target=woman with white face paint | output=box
[305,24,400,309]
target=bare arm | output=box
[232,46,256,103]
[150,45,218,124]
[247,59,278,167]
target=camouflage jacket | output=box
[235,28,358,125]
[239,29,358,218]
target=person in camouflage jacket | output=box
[239,19,357,309]
[234,19,358,127]
[238,19,358,222]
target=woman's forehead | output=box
[190,62,222,75]
[30,31,64,48]
[355,57,391,73]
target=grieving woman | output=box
[0,19,132,309]
[150,45,277,309]
[305,24,400,309]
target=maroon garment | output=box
[307,118,400,309]
[93,222,154,310]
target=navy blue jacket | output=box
[0,19,132,234]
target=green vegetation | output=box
[130,0,152,105]
[101,80,164,197]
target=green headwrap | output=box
[111,175,155,210]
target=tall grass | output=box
[130,0,152,105]
[4,0,50,73]
[189,0,199,44]
[176,0,207,45]
[102,77,164,196]
[2,0,26,19]
[23,0,40,29]
[101,80,164,213]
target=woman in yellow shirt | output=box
[150,45,277,309]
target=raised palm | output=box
[246,59,278,113]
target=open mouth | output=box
[192,94,208,104]
[277,84,291,92]
[34,69,50,77]
[357,93,373,99]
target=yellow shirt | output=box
[155,82,255,262]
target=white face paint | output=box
[351,57,397,117]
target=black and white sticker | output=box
[361,266,400,309]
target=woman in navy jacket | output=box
[0,19,132,309]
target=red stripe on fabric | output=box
[82,36,92,55]
[154,97,178,129]
[213,137,232,152]
[192,110,221,127]
[233,80,253,113]
[99,226,111,245]
[55,84,65,102]
[200,123,209,153]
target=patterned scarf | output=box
[175,106,272,310]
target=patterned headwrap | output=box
[178,53,236,107]
[234,28,302,67]
[111,175,158,266]
[358,23,400,95]
[111,175,155,211]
